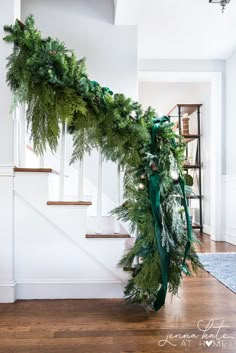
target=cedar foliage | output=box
[3,16,202,310]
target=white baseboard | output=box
[203,224,211,235]
[0,282,16,302]
[224,233,236,246]
[15,280,126,300]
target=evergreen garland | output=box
[3,16,202,311]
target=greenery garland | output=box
[3,16,202,311]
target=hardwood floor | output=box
[194,231,236,253]
[0,233,235,353]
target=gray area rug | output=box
[197,253,236,293]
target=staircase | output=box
[14,166,131,299]
[12,117,134,300]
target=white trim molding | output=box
[0,165,15,177]
[209,72,223,241]
[223,174,236,245]
[203,224,211,235]
[15,280,125,300]
[0,281,16,303]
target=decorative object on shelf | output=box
[3,16,202,312]
[209,0,231,13]
[183,159,190,166]
[184,174,194,187]
[168,104,203,232]
[182,113,190,135]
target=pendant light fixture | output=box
[209,0,231,13]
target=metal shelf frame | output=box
[169,104,203,233]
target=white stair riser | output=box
[14,188,129,300]
[14,173,53,203]
[87,216,126,234]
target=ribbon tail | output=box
[149,174,170,311]
[179,176,192,275]
[153,224,169,311]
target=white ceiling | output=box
[114,0,236,59]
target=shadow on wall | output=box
[22,0,114,24]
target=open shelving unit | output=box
[168,104,203,232]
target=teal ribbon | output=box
[149,116,170,311]
[179,177,192,275]
[149,173,170,311]
[149,116,192,311]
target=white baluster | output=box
[96,149,103,234]
[114,163,121,234]
[78,157,84,201]
[39,155,44,168]
[13,106,20,166]
[59,122,66,201]
[19,104,26,167]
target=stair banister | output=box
[96,149,103,234]
[78,157,84,201]
[13,105,20,167]
[59,122,66,201]
[15,104,26,168]
[114,163,121,234]
[39,155,44,168]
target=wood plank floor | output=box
[0,233,235,353]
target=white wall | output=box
[139,59,225,73]
[139,81,211,232]
[224,50,236,244]
[226,51,236,175]
[0,0,21,303]
[22,0,137,98]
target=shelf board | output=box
[175,134,200,143]
[167,104,202,117]
[192,225,202,229]
[182,134,200,138]
[187,195,202,199]
[183,165,200,169]
[123,266,136,272]
[182,134,200,143]
[191,223,203,230]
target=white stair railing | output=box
[78,157,84,201]
[14,104,26,167]
[114,163,121,234]
[59,122,66,201]
[39,155,44,168]
[19,105,26,168]
[96,149,103,234]
[13,106,20,167]
[21,117,130,236]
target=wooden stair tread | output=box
[86,234,130,239]
[47,201,92,206]
[14,167,56,173]
[123,266,136,272]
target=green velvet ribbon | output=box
[149,116,192,311]
[179,176,192,275]
[149,116,170,311]
[149,173,170,311]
